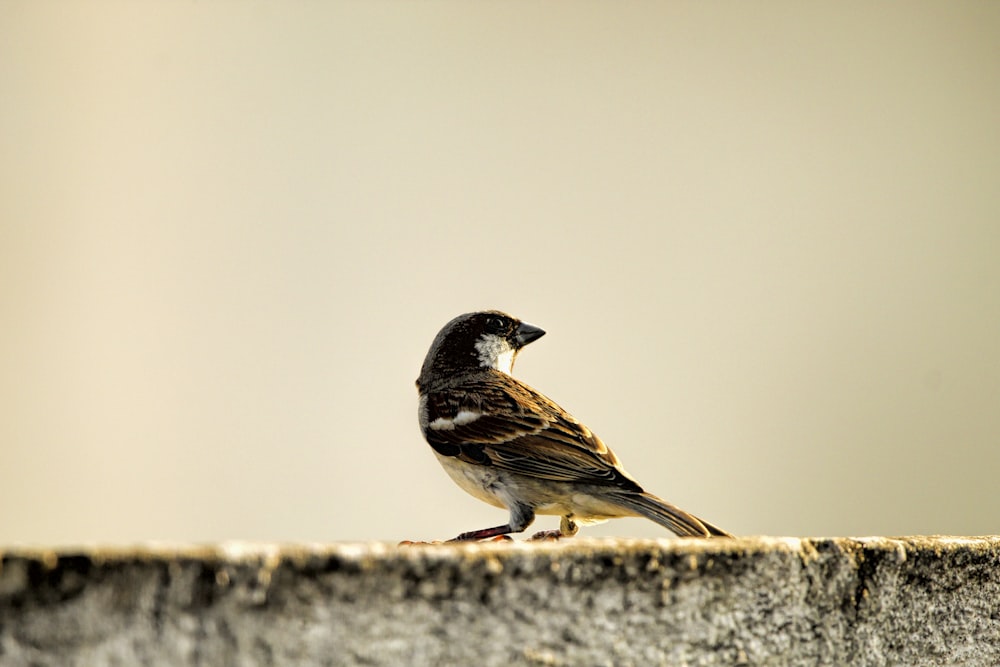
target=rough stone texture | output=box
[0,537,998,666]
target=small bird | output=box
[416,310,731,541]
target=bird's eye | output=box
[485,316,507,334]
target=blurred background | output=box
[2,2,998,545]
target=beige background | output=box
[2,2,998,545]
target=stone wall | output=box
[1,537,998,666]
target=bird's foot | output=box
[528,530,565,541]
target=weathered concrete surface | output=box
[0,537,998,666]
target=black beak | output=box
[514,321,546,348]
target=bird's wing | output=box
[422,375,643,492]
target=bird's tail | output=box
[610,491,732,538]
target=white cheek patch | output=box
[494,349,514,375]
[475,334,516,375]
[429,409,483,431]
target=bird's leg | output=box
[448,524,515,541]
[529,515,579,541]
[448,504,535,542]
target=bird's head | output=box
[416,310,545,390]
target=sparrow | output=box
[416,310,731,541]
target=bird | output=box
[416,310,731,541]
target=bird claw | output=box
[528,530,565,541]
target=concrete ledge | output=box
[1,537,998,666]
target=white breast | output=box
[434,453,507,510]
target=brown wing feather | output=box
[423,374,643,492]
